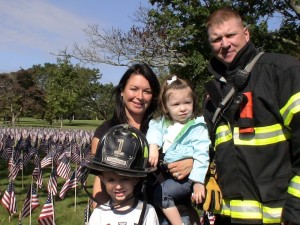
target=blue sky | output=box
[1,1,283,84]
[0,0,149,84]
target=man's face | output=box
[208,18,250,67]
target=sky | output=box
[1,1,283,85]
[0,0,149,84]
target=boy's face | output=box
[100,171,139,206]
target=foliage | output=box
[0,59,115,126]
[33,57,113,125]
[63,0,299,102]
[0,69,46,126]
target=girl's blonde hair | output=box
[158,75,199,121]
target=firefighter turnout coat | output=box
[203,41,300,224]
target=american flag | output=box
[1,181,17,216]
[47,169,58,196]
[59,170,78,199]
[8,149,20,171]
[57,154,71,179]
[41,151,54,168]
[21,184,40,218]
[200,211,216,225]
[38,193,55,225]
[8,156,22,180]
[84,199,92,225]
[32,155,43,188]
[1,135,14,160]
[23,147,38,166]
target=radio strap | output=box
[211,52,264,124]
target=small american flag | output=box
[21,184,40,218]
[41,151,54,168]
[59,170,78,199]
[57,154,71,180]
[38,193,55,225]
[47,169,58,196]
[200,211,216,225]
[1,181,17,216]
[8,157,22,180]
[32,155,43,188]
[84,199,92,225]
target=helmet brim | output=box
[82,160,157,178]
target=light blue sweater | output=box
[146,116,210,183]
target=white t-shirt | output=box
[162,122,184,152]
[88,200,159,225]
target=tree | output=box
[44,57,102,127]
[60,0,299,101]
[0,69,45,126]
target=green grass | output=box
[0,117,101,224]
[1,117,103,130]
[0,160,96,225]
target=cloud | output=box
[0,0,89,53]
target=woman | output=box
[91,63,194,221]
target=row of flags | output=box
[0,127,94,225]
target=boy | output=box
[80,124,159,225]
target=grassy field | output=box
[0,160,97,225]
[1,117,103,131]
[0,118,101,224]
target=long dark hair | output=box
[112,63,160,134]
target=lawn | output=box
[0,159,97,225]
[0,118,101,225]
[1,117,103,131]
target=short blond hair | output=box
[206,8,244,29]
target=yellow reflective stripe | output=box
[220,199,282,223]
[230,200,262,219]
[234,124,291,146]
[215,124,291,147]
[288,176,300,197]
[280,92,300,128]
[262,206,282,224]
[219,199,230,216]
[215,125,232,147]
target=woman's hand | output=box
[167,158,193,180]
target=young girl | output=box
[146,75,210,225]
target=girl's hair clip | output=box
[166,76,177,85]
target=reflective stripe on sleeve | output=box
[214,124,290,147]
[262,206,282,224]
[219,199,282,223]
[287,175,300,198]
[280,92,300,128]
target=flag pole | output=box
[51,190,55,225]
[74,165,77,212]
[22,148,24,189]
[18,211,22,225]
[51,153,55,208]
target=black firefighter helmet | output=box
[82,124,156,178]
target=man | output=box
[202,8,300,225]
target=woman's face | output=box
[121,74,153,118]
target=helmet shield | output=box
[83,124,156,177]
